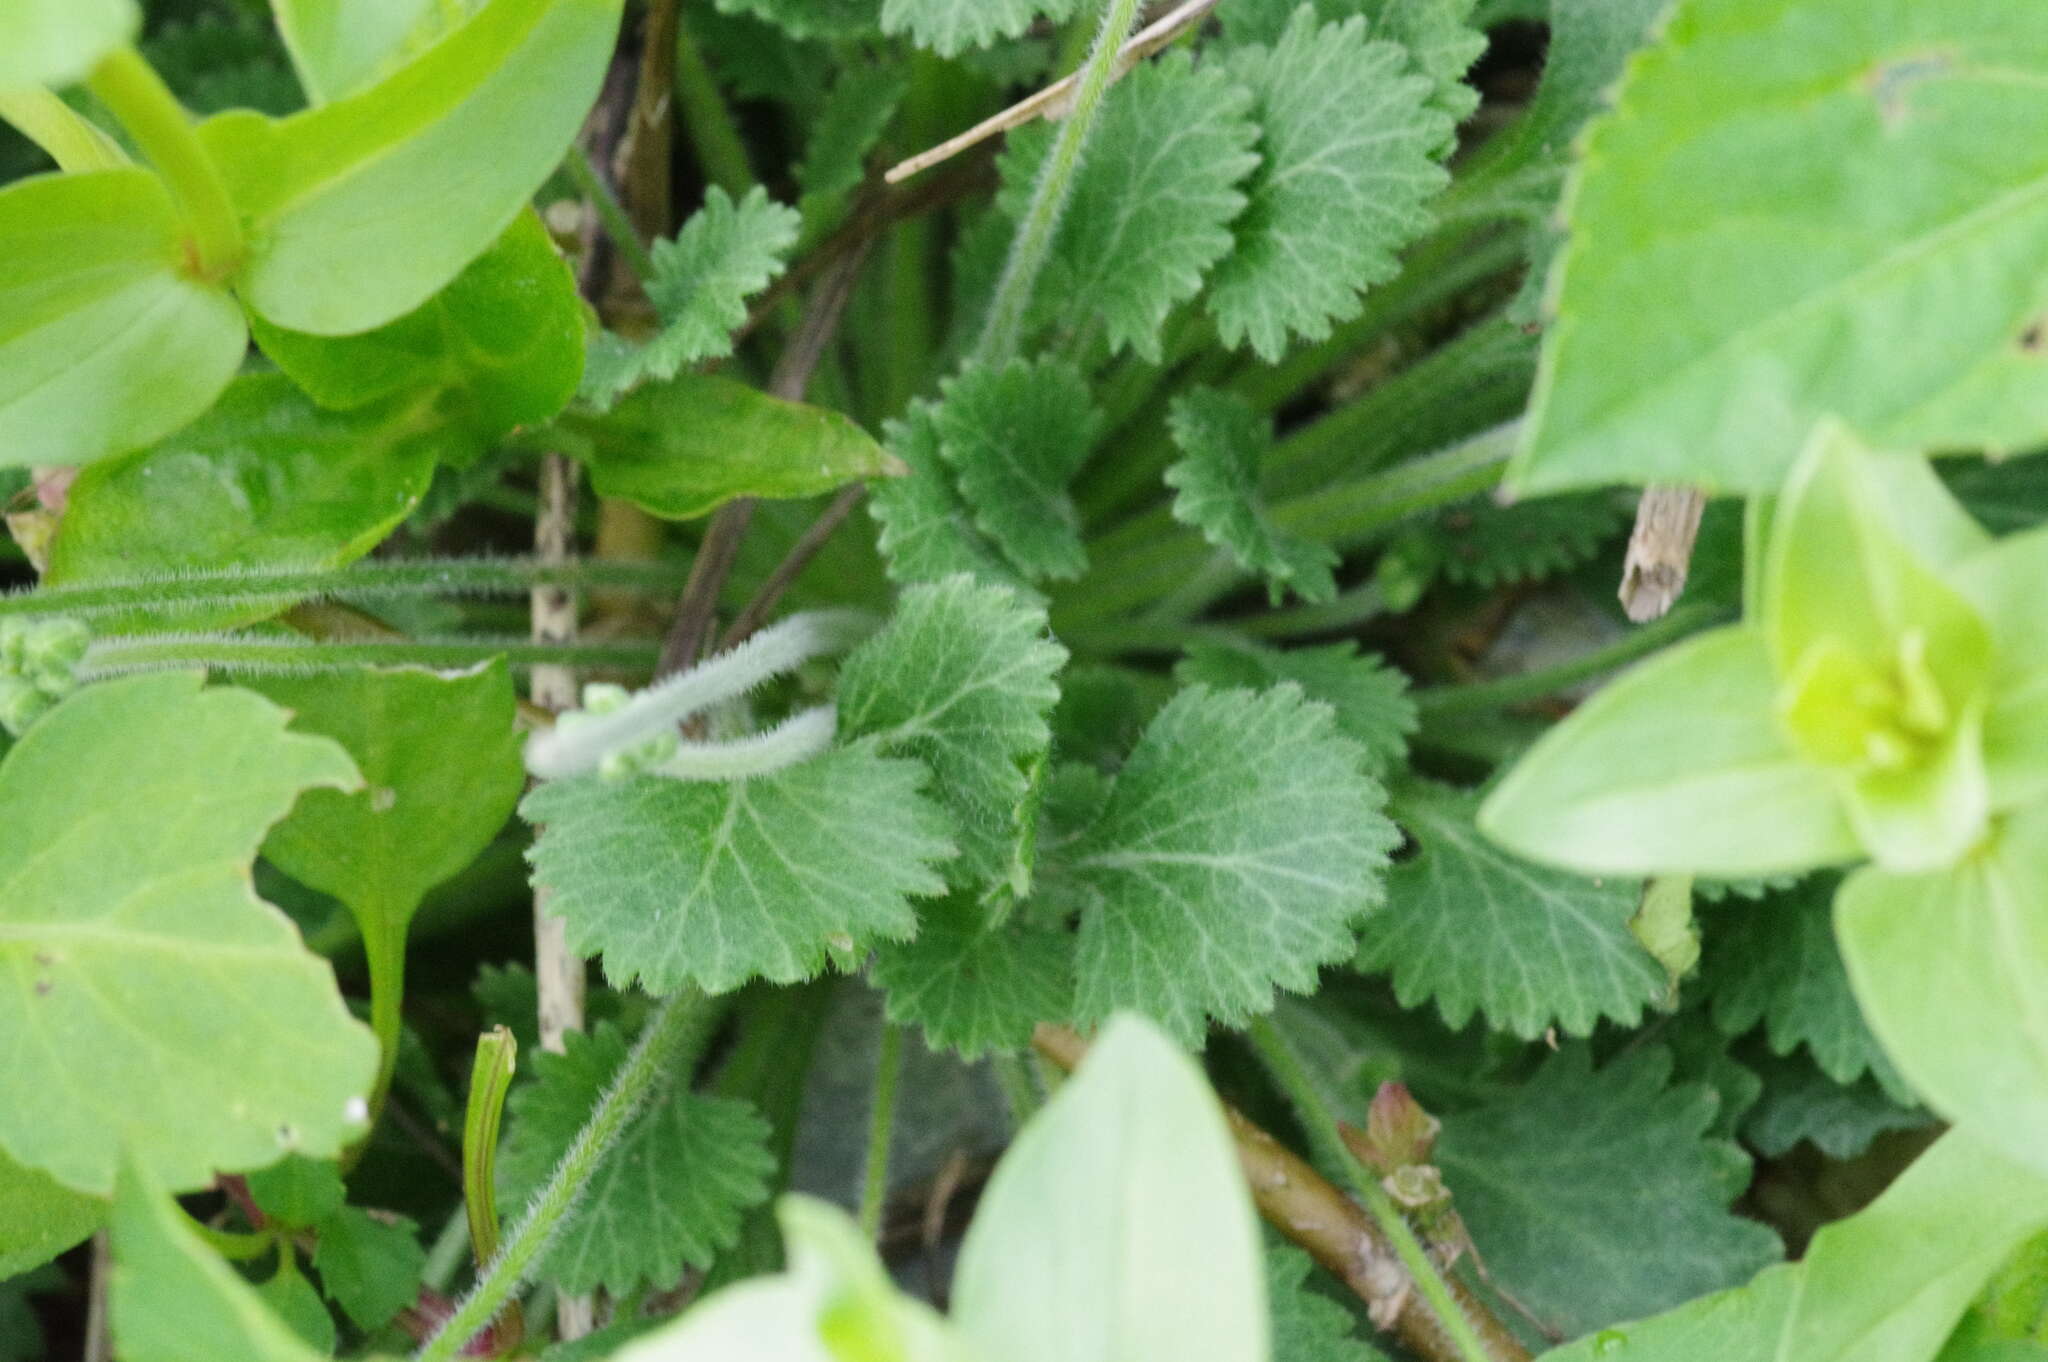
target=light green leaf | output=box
[1060,684,1397,1043]
[880,0,1078,55]
[253,662,523,953]
[1478,625,1862,877]
[243,1155,344,1229]
[871,895,1074,1057]
[840,576,1066,894]
[0,168,245,469]
[556,373,898,522]
[309,1205,424,1332]
[1837,809,2048,1181]
[0,0,137,89]
[1534,1264,1803,1362]
[1268,1243,1387,1362]
[1785,1129,2048,1362]
[0,674,375,1195]
[581,187,800,408]
[202,0,621,334]
[257,1260,334,1355]
[933,358,1101,582]
[953,1014,1269,1362]
[1939,525,2048,811]
[1356,779,1665,1039]
[499,1021,774,1296]
[46,373,446,631]
[995,54,1258,360]
[1165,388,1337,605]
[1206,10,1450,360]
[1174,640,1415,779]
[267,0,446,103]
[252,210,586,440]
[1511,0,2048,493]
[869,401,1033,593]
[109,1155,325,1362]
[524,744,955,994]
[0,1147,102,1278]
[1435,1045,1780,1338]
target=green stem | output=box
[1234,580,1388,639]
[416,991,717,1362]
[0,88,127,171]
[84,48,242,279]
[81,634,661,678]
[460,1026,521,1347]
[361,914,410,1131]
[186,1220,274,1262]
[992,1052,1043,1131]
[1246,1018,1498,1362]
[672,12,755,196]
[1415,602,1728,717]
[564,144,659,287]
[858,1023,905,1242]
[975,0,1146,364]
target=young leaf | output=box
[269,0,443,103]
[498,1022,775,1296]
[1355,779,1667,1040]
[1511,0,2048,493]
[1059,684,1397,1043]
[994,54,1259,360]
[110,1156,325,1362]
[581,187,801,409]
[869,401,1034,593]
[880,0,1080,56]
[1434,1045,1780,1338]
[524,744,954,994]
[0,674,375,1195]
[1837,809,2048,1182]
[554,373,897,521]
[252,211,586,440]
[200,0,622,334]
[1,0,137,88]
[839,576,1067,894]
[1267,1243,1388,1362]
[0,1149,102,1278]
[0,169,245,469]
[1174,640,1415,778]
[871,895,1074,1057]
[1206,10,1450,360]
[952,1015,1269,1362]
[932,358,1102,582]
[1164,388,1337,605]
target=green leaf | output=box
[202,0,621,334]
[0,1147,102,1278]
[1511,0,2048,493]
[524,744,955,994]
[46,374,446,630]
[839,576,1067,895]
[243,1155,345,1229]
[581,187,800,408]
[1785,1129,2048,1362]
[952,1015,1269,1362]
[1534,1265,1803,1362]
[1374,0,1484,127]
[709,0,881,42]
[499,1021,775,1296]
[1702,875,1904,1090]
[1435,1045,1780,1338]
[1205,10,1450,360]
[1174,640,1415,779]
[0,674,375,1195]
[556,373,898,521]
[109,1155,325,1362]
[269,0,443,103]
[871,895,1074,1057]
[1165,388,1337,605]
[1478,625,1861,877]
[879,0,1078,55]
[1058,684,1397,1043]
[932,358,1101,582]
[1740,1051,1928,1160]
[1400,490,1630,590]
[309,1206,425,1331]
[0,168,245,469]
[0,0,137,88]
[253,661,524,950]
[869,401,1033,594]
[795,65,908,238]
[252,210,586,440]
[1268,1243,1387,1362]
[994,53,1258,360]
[257,1259,335,1355]
[1356,779,1666,1039]
[1837,810,2048,1181]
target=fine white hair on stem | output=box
[523,610,870,779]
[651,705,838,781]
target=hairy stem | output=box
[564,144,657,286]
[416,991,717,1362]
[85,49,242,279]
[974,0,1146,365]
[80,634,660,678]
[858,1023,906,1242]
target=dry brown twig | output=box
[1618,486,1707,622]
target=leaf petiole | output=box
[84,48,243,280]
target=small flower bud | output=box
[0,674,54,737]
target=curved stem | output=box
[564,144,657,288]
[858,1023,905,1242]
[84,48,242,279]
[416,990,716,1362]
[0,88,127,171]
[975,0,1146,364]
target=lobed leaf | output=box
[310,1206,425,1332]
[869,401,1034,593]
[880,0,1081,56]
[1165,388,1337,605]
[871,896,1074,1057]
[1268,1243,1388,1362]
[1175,640,1414,778]
[932,358,1101,582]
